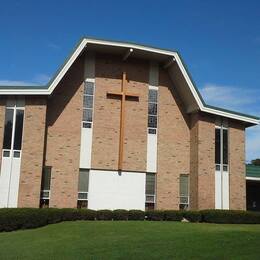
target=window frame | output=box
[145,173,156,210]
[2,99,25,159]
[77,169,90,208]
[215,124,229,172]
[82,80,95,129]
[40,166,52,208]
[179,174,190,210]
[147,88,158,135]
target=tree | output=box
[251,159,260,166]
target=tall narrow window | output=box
[82,81,95,128]
[40,166,52,208]
[179,174,189,210]
[145,173,156,210]
[147,89,158,134]
[77,169,89,208]
[2,100,24,158]
[215,124,229,171]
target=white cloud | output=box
[200,83,260,161]
[33,73,50,84]
[47,42,61,50]
[0,73,50,86]
[200,83,260,110]
[0,80,36,86]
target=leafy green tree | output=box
[251,159,260,166]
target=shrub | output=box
[201,210,260,224]
[128,210,145,220]
[112,210,129,220]
[164,210,183,221]
[79,209,97,220]
[96,210,113,220]
[183,211,202,223]
[146,210,165,221]
[0,208,49,232]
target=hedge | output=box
[0,208,259,232]
[200,210,260,224]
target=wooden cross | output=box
[107,72,139,171]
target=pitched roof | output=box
[0,37,259,125]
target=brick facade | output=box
[44,56,84,208]
[157,68,190,210]
[190,113,215,210]
[18,97,47,207]
[92,55,148,172]
[229,120,246,210]
[0,51,249,210]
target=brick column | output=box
[18,97,47,207]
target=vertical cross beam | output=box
[107,72,139,171]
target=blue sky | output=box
[0,0,259,161]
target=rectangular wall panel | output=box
[8,157,22,207]
[79,53,95,169]
[0,156,22,208]
[0,157,12,207]
[222,171,229,209]
[147,134,157,172]
[215,170,222,209]
[88,170,146,210]
[215,170,230,209]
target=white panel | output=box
[222,171,229,209]
[79,128,93,168]
[0,157,12,207]
[8,157,22,207]
[147,134,157,173]
[88,170,146,210]
[79,53,95,169]
[215,170,222,209]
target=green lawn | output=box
[0,221,260,259]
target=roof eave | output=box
[0,37,259,125]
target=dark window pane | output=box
[148,103,157,115]
[84,82,94,95]
[83,122,92,128]
[77,200,88,209]
[83,95,93,108]
[215,128,221,164]
[145,203,155,210]
[78,170,89,192]
[41,167,51,190]
[148,89,157,103]
[223,129,228,165]
[148,115,157,128]
[3,108,14,150]
[146,173,155,195]
[78,192,88,200]
[83,109,92,122]
[13,109,24,150]
[148,128,156,134]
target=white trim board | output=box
[0,38,259,125]
[246,177,260,181]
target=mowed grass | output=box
[0,221,260,260]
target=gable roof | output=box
[0,37,259,125]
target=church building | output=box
[0,38,259,211]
